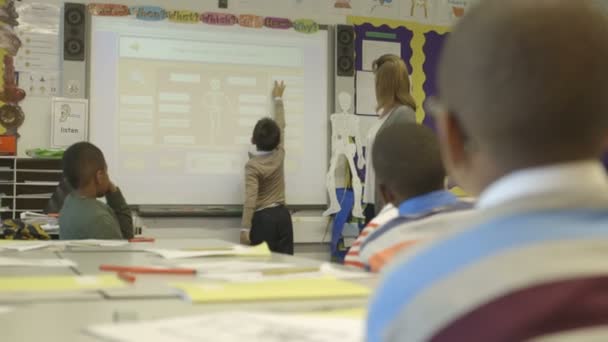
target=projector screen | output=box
[89,17,329,205]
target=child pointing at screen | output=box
[240,81,294,255]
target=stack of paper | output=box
[66,240,129,247]
[0,241,54,251]
[87,312,363,342]
[0,274,126,293]
[176,260,295,273]
[0,275,126,294]
[197,262,372,282]
[41,224,59,233]
[19,211,59,233]
[171,276,370,303]
[0,257,76,268]
[0,306,14,315]
[146,243,272,259]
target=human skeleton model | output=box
[203,78,232,144]
[410,0,429,18]
[323,92,365,218]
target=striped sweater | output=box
[360,208,474,272]
[348,190,470,271]
[367,191,608,342]
[343,204,398,269]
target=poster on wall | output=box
[366,0,401,18]
[353,22,413,116]
[50,97,89,148]
[15,2,61,97]
[435,0,475,25]
[405,0,432,21]
[361,40,401,71]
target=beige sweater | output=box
[241,99,286,228]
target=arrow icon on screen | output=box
[129,42,140,52]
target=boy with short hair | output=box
[368,1,608,341]
[355,122,471,271]
[59,142,133,240]
[240,81,293,255]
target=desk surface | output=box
[0,239,375,341]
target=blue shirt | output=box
[398,190,460,216]
[360,190,464,252]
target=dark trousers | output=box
[250,205,294,255]
[364,204,376,226]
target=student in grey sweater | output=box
[59,142,133,240]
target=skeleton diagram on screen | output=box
[323,92,365,218]
[203,78,232,144]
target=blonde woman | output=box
[363,54,417,221]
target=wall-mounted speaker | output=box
[336,25,354,77]
[63,3,86,61]
[62,3,87,99]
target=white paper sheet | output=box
[87,312,363,342]
[201,263,371,282]
[0,257,76,267]
[15,3,61,78]
[176,261,295,273]
[0,306,14,315]
[146,244,270,260]
[356,71,378,116]
[66,240,129,247]
[0,241,54,252]
[362,39,402,71]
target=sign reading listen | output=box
[51,97,89,148]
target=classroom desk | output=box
[0,249,104,303]
[0,250,74,276]
[0,239,377,341]
[0,297,368,342]
[61,240,373,299]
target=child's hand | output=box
[240,229,251,245]
[272,80,286,98]
[108,182,118,193]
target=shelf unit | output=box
[0,157,62,220]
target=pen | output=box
[117,272,137,283]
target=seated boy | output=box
[367,1,608,341]
[59,142,133,240]
[240,81,294,255]
[357,123,472,271]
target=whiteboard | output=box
[89,17,329,205]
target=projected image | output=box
[90,18,327,205]
[118,57,305,175]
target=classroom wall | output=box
[14,0,461,255]
[16,0,463,157]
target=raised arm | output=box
[273,81,286,150]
